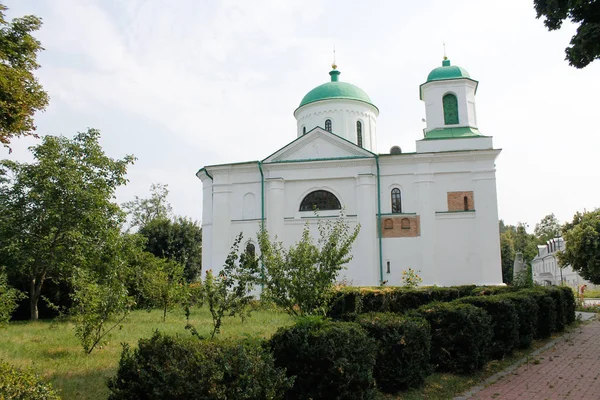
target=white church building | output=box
[197,58,504,287]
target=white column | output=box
[357,174,379,285]
[201,177,213,276]
[473,169,503,284]
[415,170,435,283]
[212,175,231,275]
[266,178,285,241]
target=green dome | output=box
[297,69,377,110]
[426,59,470,82]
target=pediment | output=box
[263,127,374,163]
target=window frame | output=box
[391,188,402,214]
[299,189,342,212]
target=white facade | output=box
[197,61,504,287]
[532,238,596,289]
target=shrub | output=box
[415,302,492,374]
[356,313,431,392]
[557,286,576,324]
[107,331,292,400]
[498,292,539,348]
[545,287,567,331]
[269,317,377,400]
[521,289,556,338]
[456,296,519,359]
[0,268,25,325]
[0,360,60,399]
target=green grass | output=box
[0,306,294,400]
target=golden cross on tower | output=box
[443,41,447,60]
[332,45,337,69]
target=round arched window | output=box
[299,190,341,211]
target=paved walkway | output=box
[463,319,600,400]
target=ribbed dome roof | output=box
[298,68,376,109]
[426,59,470,82]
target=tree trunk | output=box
[30,279,39,321]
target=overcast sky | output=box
[3,0,599,231]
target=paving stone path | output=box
[465,320,600,400]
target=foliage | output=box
[0,360,60,400]
[415,302,492,374]
[559,209,600,284]
[327,285,477,320]
[401,267,423,288]
[269,317,377,400]
[534,0,600,68]
[107,331,293,400]
[498,292,539,348]
[258,214,360,317]
[534,213,561,244]
[456,296,519,359]
[500,229,515,284]
[123,183,172,231]
[513,265,534,288]
[521,289,556,338]
[0,266,25,325]
[138,216,202,282]
[0,129,134,320]
[557,285,576,324]
[71,271,135,354]
[201,233,260,339]
[356,312,431,392]
[140,257,187,322]
[545,286,567,331]
[0,3,49,150]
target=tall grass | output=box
[0,307,293,400]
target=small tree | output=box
[123,183,172,231]
[401,268,422,288]
[143,258,187,322]
[559,209,600,284]
[258,213,360,317]
[201,234,260,339]
[0,267,25,326]
[72,273,134,354]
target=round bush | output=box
[457,296,519,359]
[269,317,377,400]
[499,292,539,348]
[107,331,292,400]
[521,289,556,338]
[557,286,576,324]
[415,302,492,374]
[356,313,431,393]
[0,360,60,400]
[546,287,567,331]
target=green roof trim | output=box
[423,126,486,140]
[295,68,377,112]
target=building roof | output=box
[297,67,377,110]
[426,58,471,82]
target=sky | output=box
[3,0,599,231]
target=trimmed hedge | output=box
[0,360,60,399]
[269,318,377,400]
[328,285,477,320]
[414,302,492,374]
[498,292,539,348]
[356,313,431,393]
[521,289,556,338]
[546,287,567,331]
[456,296,519,359]
[107,332,292,400]
[557,286,576,324]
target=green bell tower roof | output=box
[426,58,471,82]
[297,65,377,111]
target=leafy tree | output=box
[142,257,187,322]
[500,230,515,284]
[200,233,260,339]
[138,217,202,282]
[123,183,172,231]
[534,213,561,244]
[0,3,49,150]
[559,209,600,284]
[0,267,25,325]
[534,0,600,68]
[257,214,360,317]
[0,129,134,320]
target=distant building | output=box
[532,237,596,289]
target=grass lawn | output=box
[0,307,294,400]
[1,306,578,400]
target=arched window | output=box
[325,119,332,132]
[463,196,469,211]
[401,218,411,229]
[443,93,459,125]
[299,190,341,211]
[384,219,393,229]
[357,121,363,147]
[391,188,402,213]
[303,126,306,135]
